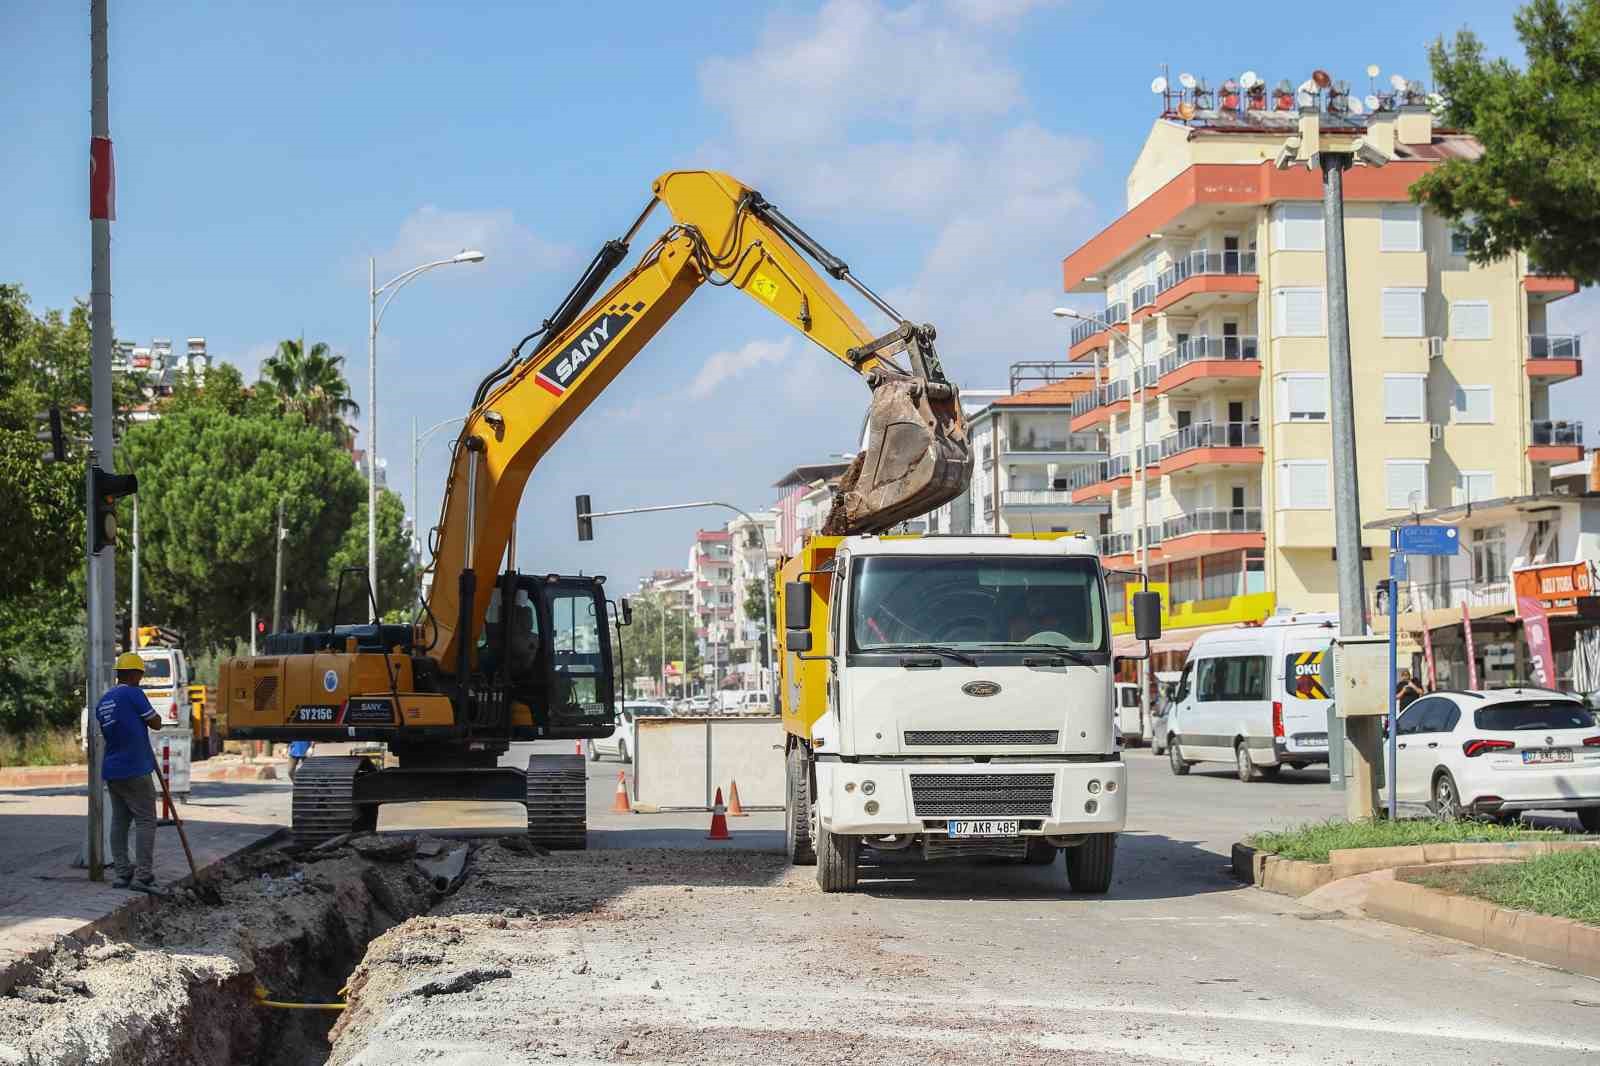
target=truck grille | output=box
[909,773,1054,817]
[904,730,1058,746]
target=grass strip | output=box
[0,729,86,768]
[1246,817,1565,864]
[1403,849,1600,926]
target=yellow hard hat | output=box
[114,652,146,673]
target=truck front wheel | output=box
[1063,833,1116,894]
[785,744,816,866]
[815,818,859,893]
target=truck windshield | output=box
[849,555,1106,653]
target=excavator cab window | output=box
[540,579,615,731]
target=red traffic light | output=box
[256,619,267,634]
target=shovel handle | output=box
[153,763,200,881]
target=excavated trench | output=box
[0,832,482,1066]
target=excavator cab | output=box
[478,574,616,739]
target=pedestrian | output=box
[1395,669,1424,711]
[94,652,165,894]
[288,739,312,780]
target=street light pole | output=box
[367,250,485,619]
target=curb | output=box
[1364,871,1600,981]
[1234,840,1600,897]
[0,762,283,789]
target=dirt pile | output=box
[0,835,451,1066]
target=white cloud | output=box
[372,205,573,281]
[944,0,1064,25]
[688,337,796,398]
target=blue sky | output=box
[3,0,1585,595]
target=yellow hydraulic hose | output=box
[253,981,346,1011]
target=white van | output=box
[1113,682,1143,745]
[1165,613,1336,781]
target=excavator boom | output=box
[422,170,971,674]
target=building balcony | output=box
[1067,302,1128,361]
[999,488,1083,509]
[1158,420,1263,475]
[1067,456,1128,502]
[1098,525,1164,567]
[1001,435,1107,465]
[1523,273,1579,302]
[1158,508,1265,561]
[1526,335,1582,382]
[1529,419,1584,464]
[1155,335,1260,395]
[1137,249,1258,320]
[1068,378,1130,432]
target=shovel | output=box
[153,761,223,904]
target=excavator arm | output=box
[421,170,971,675]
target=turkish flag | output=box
[89,137,115,221]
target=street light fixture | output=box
[367,249,485,619]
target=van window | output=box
[1284,651,1328,699]
[1197,655,1268,701]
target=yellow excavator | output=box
[219,170,972,846]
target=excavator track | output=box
[291,756,377,847]
[526,753,587,850]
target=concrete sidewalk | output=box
[0,777,292,977]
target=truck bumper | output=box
[815,759,1126,836]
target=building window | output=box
[1383,374,1426,421]
[1245,548,1266,593]
[1169,558,1200,605]
[1385,459,1429,510]
[1272,287,1325,337]
[1272,203,1324,251]
[1471,526,1506,584]
[1278,460,1330,509]
[1202,551,1244,601]
[1380,288,1425,337]
[1450,300,1492,340]
[1276,373,1328,422]
[1454,385,1492,424]
[1380,204,1423,252]
[1450,227,1471,256]
[1458,470,1495,504]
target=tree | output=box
[323,487,417,621]
[257,338,360,445]
[1412,0,1600,281]
[619,591,700,697]
[116,406,366,650]
[743,574,776,664]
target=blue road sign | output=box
[1390,552,1408,581]
[1396,524,1460,556]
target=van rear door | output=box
[1280,641,1333,755]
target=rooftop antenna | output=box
[1240,70,1265,112]
[1273,78,1294,111]
[1366,63,1381,97]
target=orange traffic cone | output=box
[612,770,632,814]
[574,738,583,756]
[706,787,731,840]
[726,780,748,817]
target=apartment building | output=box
[688,529,737,677]
[725,510,778,688]
[1060,81,1582,650]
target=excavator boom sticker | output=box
[535,301,645,396]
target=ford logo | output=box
[962,680,1002,698]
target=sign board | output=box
[1395,525,1459,556]
[1329,636,1389,717]
[1512,561,1594,619]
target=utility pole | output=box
[129,496,139,648]
[249,610,258,656]
[659,594,666,700]
[272,498,285,632]
[86,0,114,882]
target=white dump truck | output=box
[776,533,1159,893]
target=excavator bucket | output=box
[824,371,972,535]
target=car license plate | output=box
[947,819,1019,838]
[1299,735,1329,749]
[1522,748,1573,764]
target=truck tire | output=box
[1063,833,1116,894]
[785,744,816,866]
[1024,838,1058,865]
[815,818,859,893]
[1577,807,1600,833]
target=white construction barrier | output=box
[632,715,785,812]
[152,728,192,797]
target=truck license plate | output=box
[1522,748,1573,764]
[947,819,1019,838]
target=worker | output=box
[1395,669,1425,710]
[1010,594,1066,643]
[94,652,165,894]
[287,740,312,780]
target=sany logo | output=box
[554,317,611,383]
[535,301,644,396]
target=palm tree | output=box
[259,339,359,445]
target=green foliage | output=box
[621,590,700,696]
[257,338,360,445]
[324,488,418,622]
[1413,0,1600,281]
[1247,817,1564,863]
[0,729,85,768]
[743,575,775,662]
[1404,848,1600,925]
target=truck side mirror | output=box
[787,630,814,653]
[618,597,633,626]
[784,581,811,631]
[1132,590,1162,642]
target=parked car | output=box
[587,701,672,763]
[717,690,773,713]
[1391,688,1600,829]
[676,695,713,714]
[1113,682,1143,746]
[1149,671,1181,752]
[1165,613,1336,781]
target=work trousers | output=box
[107,774,157,882]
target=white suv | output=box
[1392,688,1600,829]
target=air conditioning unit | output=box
[1428,336,1445,359]
[1429,422,1445,441]
[1053,477,1069,490]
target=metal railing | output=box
[1067,302,1129,347]
[1000,489,1078,507]
[1159,420,1261,459]
[1161,508,1264,540]
[1131,283,1156,311]
[1155,249,1257,295]
[1099,531,1133,557]
[1371,578,1512,616]
[1157,335,1260,378]
[1069,378,1130,419]
[1066,454,1135,491]
[1529,334,1581,359]
[1531,420,1584,446]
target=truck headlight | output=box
[864,800,880,815]
[1087,779,1102,794]
[860,780,876,796]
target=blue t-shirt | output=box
[95,684,158,781]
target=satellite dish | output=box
[1177,100,1196,120]
[1348,97,1365,115]
[1151,75,1168,94]
[1241,70,1259,89]
[1312,69,1332,88]
[1366,64,1381,79]
[1179,72,1197,89]
[1365,94,1381,111]
[1390,73,1408,91]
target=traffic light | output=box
[36,407,65,462]
[90,466,138,554]
[576,494,593,541]
[256,617,267,636]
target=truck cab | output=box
[778,533,1158,893]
